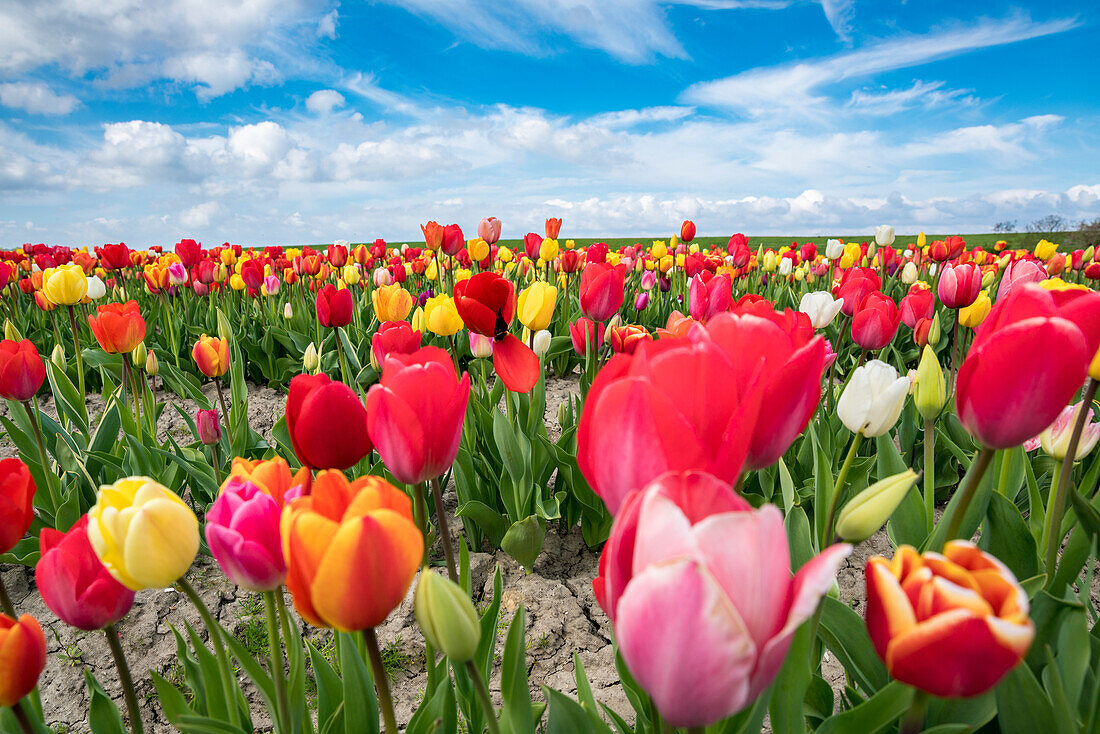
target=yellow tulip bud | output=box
[425,257,439,282]
[836,470,920,543]
[424,295,463,336]
[145,351,159,376]
[912,345,945,421]
[51,344,66,370]
[517,281,557,332]
[411,306,425,333]
[762,251,777,272]
[539,238,559,262]
[5,320,22,341]
[343,264,360,286]
[917,231,926,248]
[414,571,481,662]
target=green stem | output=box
[211,442,222,486]
[66,306,85,400]
[176,577,240,726]
[334,329,351,386]
[22,400,58,516]
[362,628,399,734]
[264,591,291,734]
[996,449,1012,496]
[430,475,458,582]
[11,700,35,734]
[923,420,935,535]
[898,689,929,734]
[214,379,233,455]
[940,447,997,549]
[413,482,431,567]
[105,624,144,734]
[465,660,500,734]
[822,432,864,546]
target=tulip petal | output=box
[492,333,540,393]
[865,556,917,661]
[366,385,427,485]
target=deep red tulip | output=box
[587,242,609,264]
[835,268,881,317]
[956,284,1100,448]
[327,243,349,268]
[0,339,45,402]
[286,374,372,469]
[36,516,134,630]
[579,263,626,321]
[365,346,471,484]
[240,259,265,290]
[371,321,421,368]
[851,291,900,351]
[938,262,982,309]
[898,286,934,328]
[315,284,353,328]
[194,259,218,285]
[524,232,543,261]
[174,238,201,268]
[442,224,464,256]
[0,458,36,554]
[453,272,539,393]
[96,243,131,271]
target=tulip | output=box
[51,344,66,370]
[85,275,107,300]
[875,225,895,246]
[633,291,649,310]
[281,471,422,630]
[0,339,45,402]
[680,219,696,243]
[835,470,918,543]
[798,291,843,330]
[938,262,982,309]
[286,373,372,470]
[997,259,1047,300]
[531,329,551,359]
[478,217,501,245]
[88,477,200,590]
[421,221,444,251]
[837,360,909,437]
[469,332,494,359]
[898,286,933,329]
[959,290,991,328]
[956,284,1100,448]
[0,614,47,707]
[192,334,230,378]
[900,261,918,284]
[227,457,308,508]
[851,291,900,351]
[205,478,285,591]
[1040,402,1100,460]
[453,272,539,393]
[687,274,733,323]
[912,345,946,420]
[0,459,36,554]
[579,263,626,321]
[415,570,481,662]
[371,320,422,368]
[145,350,159,376]
[517,281,557,332]
[545,217,562,240]
[836,269,880,316]
[197,408,221,445]
[372,283,413,323]
[43,263,87,305]
[570,318,604,357]
[599,472,850,727]
[441,224,464,256]
[825,238,844,260]
[283,302,294,320]
[302,342,320,373]
[36,516,135,630]
[372,267,393,288]
[318,286,354,329]
[88,301,146,354]
[608,324,651,355]
[866,542,1033,697]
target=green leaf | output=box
[338,632,380,734]
[768,621,812,734]
[784,506,814,572]
[979,492,1039,581]
[500,606,534,734]
[818,597,889,694]
[308,641,344,734]
[85,669,127,734]
[501,516,545,572]
[493,408,526,487]
[995,663,1058,734]
[814,681,911,734]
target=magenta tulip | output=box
[205,478,285,591]
[937,262,982,309]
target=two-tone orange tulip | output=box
[281,471,422,631]
[88,300,146,354]
[192,334,229,378]
[0,614,47,707]
[227,457,310,508]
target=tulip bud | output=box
[131,341,147,369]
[875,225,895,247]
[144,350,159,376]
[469,332,494,359]
[836,470,919,543]
[1040,402,1100,460]
[605,314,621,344]
[216,308,233,343]
[900,262,918,285]
[912,345,946,421]
[49,343,66,371]
[283,302,293,320]
[837,360,909,437]
[929,313,942,344]
[4,320,21,342]
[197,409,221,445]
[826,239,844,260]
[303,342,320,374]
[532,330,551,359]
[1084,245,1095,263]
[414,571,481,662]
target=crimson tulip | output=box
[688,273,733,323]
[898,286,934,328]
[0,339,45,402]
[453,272,539,393]
[524,233,543,261]
[938,262,982,309]
[442,224,464,256]
[680,219,696,243]
[835,268,881,316]
[316,283,353,328]
[36,516,134,630]
[851,291,900,351]
[174,238,201,268]
[286,373,372,469]
[365,346,470,485]
[956,284,1100,448]
[0,459,36,554]
[371,320,421,368]
[579,262,626,321]
[570,318,605,356]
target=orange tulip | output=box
[88,300,147,354]
[281,471,422,631]
[0,614,47,707]
[227,457,309,508]
[192,334,229,378]
[865,541,1034,697]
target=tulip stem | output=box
[263,591,291,734]
[0,574,15,617]
[923,420,935,535]
[105,624,144,734]
[1043,379,1098,585]
[940,447,996,549]
[430,475,459,583]
[176,577,241,727]
[210,442,222,486]
[11,700,35,734]
[334,331,351,386]
[898,689,929,734]
[465,660,501,734]
[65,305,85,401]
[821,432,863,547]
[214,379,233,455]
[21,400,58,516]
[363,628,399,734]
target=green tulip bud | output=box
[145,350,159,376]
[51,344,66,370]
[303,343,320,374]
[912,345,946,421]
[928,313,942,345]
[4,320,22,342]
[414,571,481,662]
[216,307,233,343]
[836,470,919,543]
[1084,245,1095,263]
[131,341,147,369]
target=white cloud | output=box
[317,9,338,38]
[0,82,79,115]
[306,89,346,114]
[847,80,977,116]
[178,201,221,229]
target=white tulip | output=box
[283,302,294,320]
[875,225,895,247]
[900,262,918,285]
[778,258,792,276]
[826,239,844,260]
[837,360,909,437]
[532,330,552,359]
[798,291,844,330]
[85,275,107,300]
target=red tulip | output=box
[956,284,1100,448]
[88,301,147,354]
[36,516,134,630]
[371,321,421,368]
[898,286,934,329]
[174,238,201,269]
[579,263,626,321]
[0,339,45,402]
[928,235,966,262]
[421,221,444,251]
[545,217,562,240]
[577,317,766,514]
[559,250,581,273]
[680,220,696,243]
[570,318,605,356]
[938,262,982,309]
[851,291,900,351]
[240,259,265,290]
[0,614,47,707]
[286,374,372,469]
[688,273,733,323]
[327,243,349,268]
[453,272,539,393]
[609,325,652,355]
[96,243,131,271]
[0,458,36,554]
[315,283,353,328]
[365,346,470,484]
[442,224,464,256]
[835,268,881,316]
[523,232,543,261]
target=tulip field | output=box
[1,220,1099,734]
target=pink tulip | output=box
[640,271,657,291]
[205,478,285,591]
[688,274,733,323]
[197,409,221,445]
[997,259,1047,301]
[598,472,851,727]
[478,217,502,245]
[937,263,981,309]
[264,274,280,295]
[633,291,649,310]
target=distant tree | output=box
[992,220,1016,233]
[1027,214,1068,234]
[1072,217,1100,248]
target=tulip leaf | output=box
[408,674,457,734]
[456,501,508,549]
[84,669,126,734]
[501,606,535,734]
[785,505,814,571]
[307,641,344,734]
[493,408,526,489]
[337,632,381,734]
[925,448,996,552]
[47,360,88,435]
[543,686,604,734]
[995,663,1058,734]
[769,620,814,734]
[979,492,1039,581]
[814,681,911,734]
[502,516,545,572]
[818,597,889,694]
[152,670,198,726]
[778,457,796,512]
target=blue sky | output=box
[0,0,1097,247]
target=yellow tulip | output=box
[958,290,991,328]
[497,247,513,263]
[517,282,557,331]
[229,273,246,291]
[659,255,673,273]
[220,249,236,266]
[411,306,425,333]
[343,264,360,286]
[425,257,439,282]
[1034,239,1058,261]
[87,477,199,590]
[564,239,575,249]
[43,264,87,306]
[424,295,463,336]
[761,251,777,272]
[917,231,926,248]
[539,238,559,262]
[468,238,489,262]
[372,284,413,323]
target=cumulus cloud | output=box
[0,82,79,115]
[306,89,346,114]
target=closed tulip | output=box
[36,516,135,630]
[0,339,45,402]
[371,320,421,368]
[88,301,146,354]
[192,334,229,378]
[469,332,494,358]
[570,318,605,356]
[196,409,221,445]
[467,238,489,262]
[286,373,372,470]
[43,263,87,305]
[545,217,562,240]
[898,286,934,329]
[424,294,463,336]
[835,269,880,316]
[454,272,539,393]
[851,291,900,351]
[798,291,843,329]
[316,283,353,328]
[478,217,501,245]
[912,345,946,420]
[0,459,36,554]
[688,274,733,323]
[997,259,1047,301]
[837,360,909,437]
[836,470,919,543]
[517,281,557,331]
[579,263,626,321]
[414,570,481,662]
[866,542,1033,697]
[206,478,285,591]
[959,290,991,328]
[938,262,982,309]
[227,457,309,508]
[442,224,464,257]
[0,614,47,707]
[875,225,895,246]
[421,221,444,251]
[956,284,1100,448]
[598,472,850,727]
[372,283,413,323]
[88,477,200,590]
[281,471,422,631]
